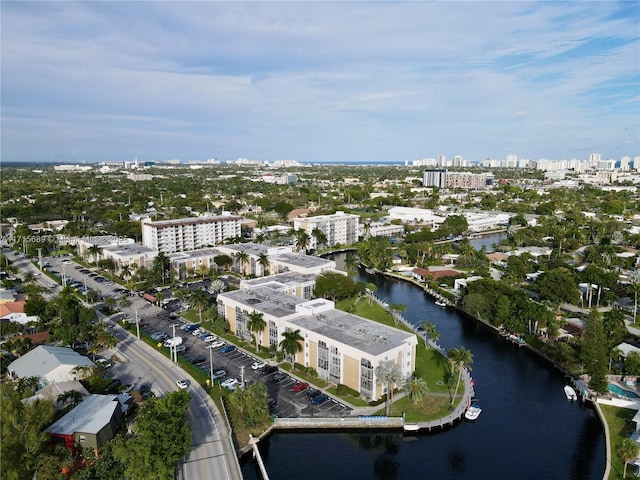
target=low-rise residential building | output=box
[45,394,125,452]
[216,287,417,400]
[100,243,158,276]
[0,300,38,325]
[240,272,318,299]
[7,345,95,387]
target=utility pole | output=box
[135,308,140,340]
[209,346,214,386]
[37,248,43,270]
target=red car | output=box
[290,382,309,393]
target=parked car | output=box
[204,335,218,343]
[207,341,225,349]
[290,382,309,393]
[220,345,236,354]
[306,389,321,400]
[176,379,189,389]
[175,345,187,353]
[267,397,277,408]
[212,369,227,380]
[261,365,278,376]
[95,359,112,369]
[251,361,267,370]
[221,378,240,391]
[272,372,287,383]
[310,393,329,405]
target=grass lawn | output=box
[381,394,455,422]
[601,405,638,480]
[181,310,199,323]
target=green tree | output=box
[294,229,310,253]
[618,437,640,479]
[419,320,439,349]
[344,254,360,280]
[112,390,191,480]
[314,272,359,301]
[279,329,304,369]
[234,250,250,276]
[1,383,55,480]
[257,253,271,277]
[403,375,430,405]
[447,346,473,405]
[247,311,267,352]
[580,309,608,394]
[375,360,402,416]
[189,289,210,323]
[88,245,101,266]
[624,351,640,376]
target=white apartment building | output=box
[423,169,447,188]
[293,211,359,251]
[141,214,241,253]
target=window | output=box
[79,435,86,443]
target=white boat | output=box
[564,385,577,401]
[403,423,420,432]
[435,301,447,307]
[464,404,482,421]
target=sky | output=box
[1,1,639,164]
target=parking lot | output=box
[38,255,352,418]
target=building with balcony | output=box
[293,211,359,251]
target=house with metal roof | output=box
[45,394,125,452]
[7,345,95,387]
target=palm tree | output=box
[311,228,327,251]
[247,311,267,352]
[403,375,430,405]
[155,291,165,307]
[57,390,84,409]
[375,360,402,416]
[294,230,310,253]
[344,254,360,280]
[629,271,640,323]
[120,263,132,281]
[447,347,473,404]
[419,320,440,349]
[196,264,209,280]
[235,251,250,277]
[88,245,101,266]
[118,295,131,309]
[389,303,407,325]
[618,437,639,478]
[153,252,171,285]
[257,253,271,277]
[190,289,210,323]
[279,329,304,369]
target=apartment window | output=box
[360,358,373,399]
[318,340,329,373]
[79,435,86,443]
[268,321,278,348]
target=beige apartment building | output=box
[293,211,359,251]
[216,287,417,400]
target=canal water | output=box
[241,251,605,480]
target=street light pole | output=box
[209,345,214,386]
[135,308,140,340]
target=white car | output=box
[220,378,240,391]
[176,379,189,389]
[95,359,112,369]
[204,335,218,343]
[251,361,267,370]
[207,340,225,349]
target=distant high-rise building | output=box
[423,168,447,188]
[589,153,601,166]
[620,156,631,171]
[506,154,518,168]
[634,157,640,170]
[437,155,447,167]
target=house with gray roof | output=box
[45,394,124,452]
[7,345,95,387]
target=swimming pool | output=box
[608,383,640,399]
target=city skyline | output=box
[1,1,638,164]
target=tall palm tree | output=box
[344,254,360,280]
[257,253,271,277]
[375,360,402,416]
[629,271,640,323]
[419,320,440,349]
[235,251,250,277]
[88,245,101,266]
[618,437,639,478]
[152,252,171,285]
[279,329,304,369]
[247,311,267,352]
[57,390,84,409]
[196,264,209,280]
[190,289,209,323]
[294,230,310,253]
[311,228,327,251]
[120,263,132,281]
[447,346,473,404]
[403,375,430,405]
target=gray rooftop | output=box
[8,345,95,379]
[45,394,119,435]
[272,252,335,269]
[288,309,415,357]
[241,272,317,290]
[168,247,221,261]
[219,287,307,319]
[219,242,269,256]
[102,243,157,256]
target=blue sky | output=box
[1,1,638,164]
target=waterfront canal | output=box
[241,251,606,480]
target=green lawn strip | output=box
[380,394,456,422]
[600,405,637,480]
[326,386,370,406]
[278,364,331,389]
[181,310,199,323]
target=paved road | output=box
[7,251,242,480]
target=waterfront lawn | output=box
[336,298,411,332]
[382,394,455,422]
[601,405,637,480]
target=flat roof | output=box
[217,242,268,256]
[289,308,415,356]
[241,271,317,289]
[143,215,241,227]
[168,247,221,261]
[272,252,335,269]
[46,394,119,435]
[218,287,307,319]
[102,243,157,256]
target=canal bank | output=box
[242,255,605,480]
